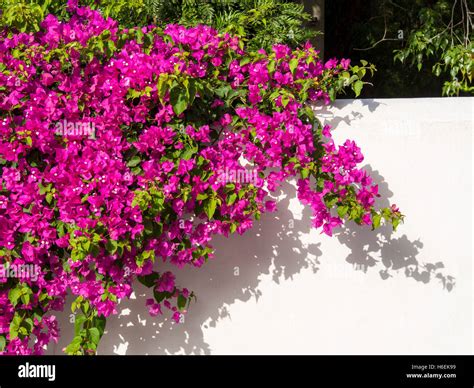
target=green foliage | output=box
[0,0,45,32]
[331,60,377,100]
[67,296,106,355]
[129,0,318,50]
[1,0,318,51]
[0,0,152,31]
[392,0,473,96]
[347,0,473,96]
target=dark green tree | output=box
[0,0,319,51]
[146,0,318,50]
[326,0,473,97]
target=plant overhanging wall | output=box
[0,3,403,354]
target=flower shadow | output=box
[48,166,454,355]
[96,182,322,354]
[334,165,455,291]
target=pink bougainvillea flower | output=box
[0,4,402,355]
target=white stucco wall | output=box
[50,97,473,355]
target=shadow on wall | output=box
[312,99,454,290]
[334,165,455,291]
[313,98,385,128]
[49,100,455,355]
[94,186,322,355]
[71,165,453,355]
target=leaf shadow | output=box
[48,166,454,355]
[334,165,455,291]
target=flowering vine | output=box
[0,3,403,355]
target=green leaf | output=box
[239,57,251,66]
[106,240,118,255]
[137,272,160,288]
[224,183,235,192]
[93,315,106,337]
[300,168,310,179]
[181,144,198,160]
[324,194,338,208]
[337,206,348,218]
[215,84,232,98]
[157,74,169,102]
[289,58,298,74]
[82,239,91,253]
[74,314,87,336]
[8,288,21,307]
[127,88,141,99]
[170,83,188,115]
[65,336,82,355]
[196,193,208,200]
[20,290,31,306]
[353,80,364,97]
[135,248,152,267]
[372,214,382,229]
[177,295,187,311]
[88,327,100,345]
[186,78,197,106]
[226,193,237,205]
[392,217,400,231]
[23,318,33,333]
[341,71,351,79]
[127,156,141,168]
[9,313,22,340]
[204,197,217,219]
[0,336,6,351]
[9,326,18,340]
[267,60,276,73]
[281,95,290,107]
[153,290,170,303]
[45,192,53,204]
[38,183,51,195]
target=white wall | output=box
[50,97,473,355]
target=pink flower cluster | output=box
[0,3,402,354]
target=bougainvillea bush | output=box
[0,3,403,355]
